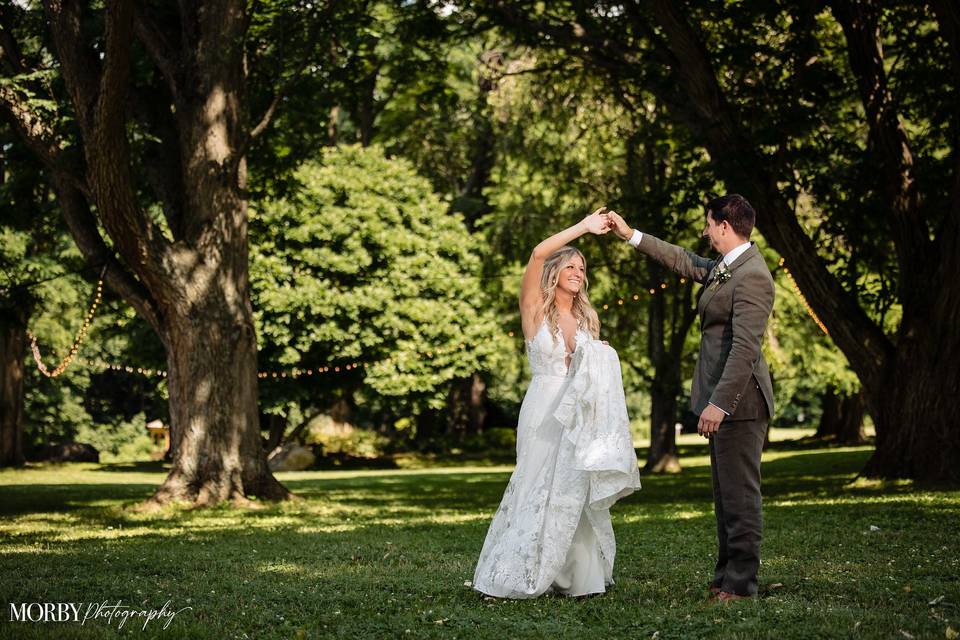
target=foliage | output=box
[763,246,861,426]
[74,412,154,462]
[1,441,958,638]
[250,144,510,419]
[303,414,390,460]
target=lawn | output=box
[1,439,958,639]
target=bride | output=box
[472,208,641,599]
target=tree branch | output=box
[0,82,92,200]
[239,0,343,160]
[2,2,164,336]
[43,0,100,132]
[930,0,960,260]
[133,4,181,105]
[130,81,186,241]
[52,175,165,338]
[829,0,932,282]
[81,0,174,297]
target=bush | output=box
[75,412,154,462]
[303,414,389,459]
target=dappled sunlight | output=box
[1,451,958,639]
[254,560,313,576]
[619,508,711,524]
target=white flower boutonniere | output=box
[711,263,732,290]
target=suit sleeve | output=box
[708,269,775,414]
[636,234,715,283]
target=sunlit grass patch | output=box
[1,442,958,639]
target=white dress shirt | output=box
[722,241,752,267]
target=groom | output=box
[604,195,775,601]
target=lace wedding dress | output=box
[472,322,641,598]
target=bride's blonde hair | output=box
[539,246,601,343]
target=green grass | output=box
[1,441,958,639]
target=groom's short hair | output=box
[706,194,755,239]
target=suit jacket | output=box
[636,234,775,421]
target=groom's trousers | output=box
[709,381,768,597]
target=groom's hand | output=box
[698,405,725,438]
[603,210,633,241]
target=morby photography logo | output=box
[9,599,193,630]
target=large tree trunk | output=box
[864,292,960,481]
[446,374,488,441]
[0,0,292,505]
[0,305,27,468]
[646,378,681,474]
[141,1,290,506]
[149,307,288,506]
[815,387,866,445]
[643,269,697,474]
[478,0,960,482]
[645,0,958,481]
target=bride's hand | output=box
[582,207,610,235]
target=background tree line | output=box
[1,0,954,508]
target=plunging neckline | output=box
[551,319,584,373]
[556,323,577,361]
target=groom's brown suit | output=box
[635,234,775,596]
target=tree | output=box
[0,284,28,467]
[0,130,60,467]
[0,0,295,504]
[250,144,507,444]
[471,0,960,481]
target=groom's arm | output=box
[604,210,713,282]
[631,232,714,284]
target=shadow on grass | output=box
[2,482,957,617]
[93,460,170,473]
[1,448,952,525]
[2,445,959,640]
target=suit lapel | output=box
[697,258,723,317]
[698,244,759,319]
[727,243,759,273]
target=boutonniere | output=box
[711,263,731,290]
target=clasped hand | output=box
[582,206,633,240]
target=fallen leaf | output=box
[900,631,915,639]
[769,583,784,590]
[930,595,945,606]
[947,626,958,640]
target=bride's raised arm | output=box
[518,207,609,339]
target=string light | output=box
[27,274,104,378]
[34,267,829,379]
[35,281,679,379]
[778,258,829,335]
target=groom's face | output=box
[703,211,723,253]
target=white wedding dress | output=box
[472,322,641,598]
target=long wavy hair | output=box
[539,246,601,344]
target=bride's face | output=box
[556,256,586,295]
